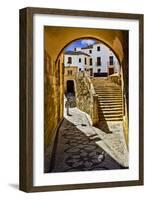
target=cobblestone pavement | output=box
[50,97,127,172]
[94,121,128,167]
[50,97,128,172]
[51,118,124,172]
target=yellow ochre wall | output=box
[44,50,64,155]
[64,66,78,93]
[44,26,125,63]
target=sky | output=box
[64,39,97,52]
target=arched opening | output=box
[55,36,122,66]
[58,37,123,131]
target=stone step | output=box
[99,110,123,115]
[99,112,123,117]
[97,93,122,96]
[99,104,122,107]
[93,83,120,86]
[91,82,118,86]
[94,85,121,87]
[99,118,123,122]
[99,114,123,119]
[97,95,122,98]
[96,93,122,96]
[99,101,122,104]
[96,88,120,90]
[99,101,122,106]
[98,97,122,100]
[99,116,123,121]
[98,98,122,101]
[101,107,123,111]
[95,88,120,90]
[95,88,121,90]
[99,113,123,118]
[99,107,123,112]
[98,99,122,102]
[91,78,123,122]
[98,100,123,104]
[99,106,122,110]
[96,94,122,97]
[95,90,122,94]
[95,92,121,95]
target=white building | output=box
[64,42,120,77]
[64,51,90,71]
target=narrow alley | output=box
[49,96,128,173]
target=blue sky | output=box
[64,39,97,52]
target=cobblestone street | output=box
[50,96,127,172]
[51,118,124,172]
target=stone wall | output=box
[108,73,121,85]
[76,75,91,116]
[76,72,99,126]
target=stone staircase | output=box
[91,77,123,121]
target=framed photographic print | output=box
[19,7,144,192]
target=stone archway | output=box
[44,27,128,153]
[44,27,125,63]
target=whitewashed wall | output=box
[76,43,120,74]
[64,54,89,71]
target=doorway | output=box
[66,80,74,94]
[109,67,114,75]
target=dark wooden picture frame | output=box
[19,7,144,192]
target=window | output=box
[109,56,114,65]
[98,69,101,74]
[89,58,93,66]
[97,46,100,51]
[97,57,101,66]
[84,57,87,65]
[67,70,72,75]
[67,57,72,64]
[79,58,81,63]
[89,50,92,53]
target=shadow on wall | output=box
[96,100,112,133]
